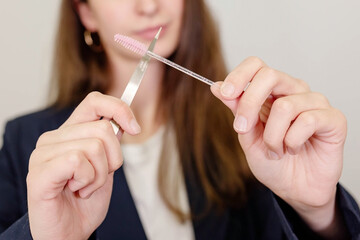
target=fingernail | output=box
[84,192,93,199]
[210,82,220,94]
[268,150,280,160]
[234,115,247,132]
[287,147,295,155]
[79,189,92,199]
[221,82,235,97]
[69,180,84,192]
[211,81,221,90]
[130,119,141,134]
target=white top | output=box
[122,126,195,240]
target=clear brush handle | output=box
[146,51,215,86]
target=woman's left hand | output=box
[211,57,347,234]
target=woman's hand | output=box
[211,57,347,236]
[27,92,141,240]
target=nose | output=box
[135,0,159,16]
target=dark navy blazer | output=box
[0,107,359,240]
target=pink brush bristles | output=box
[114,34,147,56]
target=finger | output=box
[36,120,122,172]
[259,95,275,123]
[30,138,110,198]
[234,67,310,133]
[67,151,96,193]
[284,108,347,155]
[82,172,114,201]
[220,57,266,99]
[27,150,95,201]
[210,81,239,114]
[74,139,109,198]
[253,67,310,97]
[263,93,330,158]
[62,91,141,135]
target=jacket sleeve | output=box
[272,184,360,239]
[0,112,97,240]
[0,214,32,240]
[0,121,33,239]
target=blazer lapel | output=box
[185,174,229,240]
[96,160,229,239]
[97,167,147,240]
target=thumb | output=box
[211,81,264,151]
[210,81,238,114]
[236,117,265,151]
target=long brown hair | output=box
[50,0,253,220]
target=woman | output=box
[0,0,359,239]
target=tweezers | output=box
[110,28,162,135]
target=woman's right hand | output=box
[26,92,141,240]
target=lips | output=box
[134,25,167,40]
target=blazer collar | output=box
[96,167,228,240]
[97,167,147,239]
[185,173,229,240]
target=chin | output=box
[155,38,180,58]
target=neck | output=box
[107,55,165,144]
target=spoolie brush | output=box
[114,33,214,86]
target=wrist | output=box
[291,194,336,231]
[287,187,348,239]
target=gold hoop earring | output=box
[84,30,94,46]
[84,30,103,52]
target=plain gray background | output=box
[0,1,359,201]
